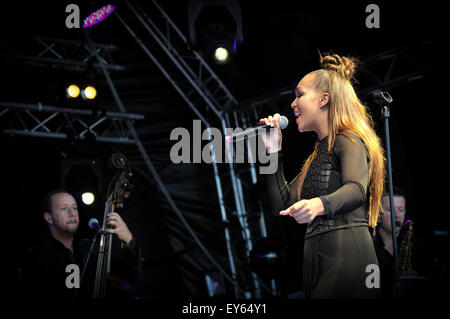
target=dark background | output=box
[1,0,447,301]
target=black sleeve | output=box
[264,151,301,216]
[319,135,369,219]
[109,235,143,289]
[121,237,142,280]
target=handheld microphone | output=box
[88,218,102,234]
[225,115,289,143]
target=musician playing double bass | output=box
[20,190,142,300]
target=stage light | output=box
[214,46,230,64]
[208,40,234,65]
[81,192,95,205]
[67,84,80,98]
[82,86,97,100]
[188,0,243,65]
[82,4,116,28]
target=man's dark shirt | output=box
[373,228,430,299]
[21,233,141,300]
[373,230,398,299]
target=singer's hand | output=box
[279,198,326,224]
[106,212,133,246]
[259,113,282,153]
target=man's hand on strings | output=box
[106,212,133,245]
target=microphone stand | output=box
[72,229,100,301]
[81,230,100,282]
[375,91,402,298]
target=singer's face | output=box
[48,193,79,234]
[381,195,406,234]
[291,73,325,133]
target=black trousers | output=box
[303,226,380,299]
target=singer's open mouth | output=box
[294,110,302,118]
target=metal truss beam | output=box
[117,0,273,298]
[230,48,427,119]
[0,101,143,144]
[0,36,126,72]
[357,48,426,96]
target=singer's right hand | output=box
[259,113,282,153]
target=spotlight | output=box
[188,0,243,65]
[81,192,95,205]
[214,46,230,64]
[82,86,97,100]
[83,4,116,28]
[67,84,80,98]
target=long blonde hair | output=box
[297,53,385,227]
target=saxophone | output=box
[398,220,417,276]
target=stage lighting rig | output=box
[82,4,116,28]
[81,85,97,100]
[65,84,98,101]
[188,0,243,65]
[67,84,81,99]
[82,192,95,205]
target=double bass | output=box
[93,153,133,299]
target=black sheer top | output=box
[265,134,370,239]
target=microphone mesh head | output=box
[88,218,99,229]
[278,116,289,129]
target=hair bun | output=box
[320,54,356,81]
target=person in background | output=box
[373,187,430,299]
[20,190,142,300]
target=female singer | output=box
[261,53,385,298]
